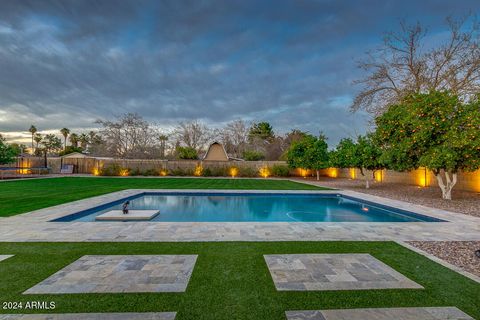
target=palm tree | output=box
[33,133,43,154]
[79,133,89,150]
[158,134,169,159]
[69,133,79,148]
[28,125,37,154]
[60,128,70,150]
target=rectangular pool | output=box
[52,193,444,222]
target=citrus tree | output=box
[330,134,384,188]
[375,91,480,199]
[0,134,17,165]
[286,134,329,180]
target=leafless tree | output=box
[96,113,158,158]
[352,15,480,114]
[173,120,213,152]
[216,120,250,158]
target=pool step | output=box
[95,210,160,221]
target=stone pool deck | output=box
[0,189,479,243]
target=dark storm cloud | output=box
[0,0,479,145]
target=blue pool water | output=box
[53,193,443,222]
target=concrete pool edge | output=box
[50,191,446,223]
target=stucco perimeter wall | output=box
[317,167,480,193]
[6,157,479,193]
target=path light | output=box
[160,169,168,176]
[119,169,129,177]
[194,164,203,176]
[229,167,238,178]
[259,166,270,178]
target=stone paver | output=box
[264,254,423,291]
[95,210,160,221]
[285,307,473,320]
[1,189,480,242]
[0,313,176,319]
[0,255,13,262]
[24,255,197,294]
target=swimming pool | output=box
[52,192,443,222]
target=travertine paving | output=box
[285,307,473,320]
[1,189,479,242]
[24,255,197,294]
[0,255,13,262]
[264,254,423,291]
[0,313,176,319]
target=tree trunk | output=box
[360,168,369,189]
[435,171,457,200]
[44,150,48,168]
[316,170,319,181]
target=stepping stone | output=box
[95,210,160,221]
[0,255,13,262]
[24,255,197,294]
[285,307,474,320]
[264,253,423,291]
[0,313,176,319]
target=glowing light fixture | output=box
[92,168,100,176]
[230,167,238,178]
[119,169,129,177]
[194,164,203,176]
[327,167,338,178]
[374,170,384,182]
[160,169,168,176]
[349,168,356,179]
[259,166,270,178]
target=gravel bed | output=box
[294,177,480,278]
[407,241,480,278]
[297,177,480,218]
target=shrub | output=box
[176,146,198,160]
[130,168,142,176]
[202,168,213,177]
[211,166,228,176]
[143,168,158,176]
[170,167,187,176]
[100,163,121,176]
[271,164,290,177]
[238,166,257,177]
[242,150,265,161]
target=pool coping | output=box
[50,190,445,223]
[0,188,479,243]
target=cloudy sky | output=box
[0,0,479,146]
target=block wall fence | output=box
[3,157,480,193]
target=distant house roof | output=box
[61,152,89,159]
[202,142,243,161]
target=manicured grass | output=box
[0,177,327,217]
[0,241,478,319]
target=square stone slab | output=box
[0,313,176,319]
[24,255,197,294]
[285,307,473,320]
[264,253,423,291]
[95,210,160,221]
[0,255,13,262]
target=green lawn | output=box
[0,177,326,217]
[0,242,478,319]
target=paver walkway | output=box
[0,313,176,319]
[285,307,473,320]
[24,255,197,294]
[264,254,423,291]
[0,255,13,262]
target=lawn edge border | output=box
[395,240,480,284]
